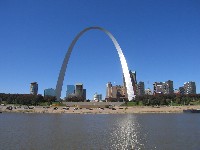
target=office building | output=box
[163,80,174,94]
[83,89,86,100]
[153,82,163,94]
[106,82,127,101]
[123,70,137,95]
[137,81,145,96]
[30,82,38,95]
[184,81,196,94]
[66,85,75,97]
[179,87,185,95]
[106,82,112,98]
[75,83,83,98]
[153,80,174,94]
[44,88,55,97]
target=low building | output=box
[93,92,102,101]
[145,88,153,95]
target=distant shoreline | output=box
[1,105,200,114]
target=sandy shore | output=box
[1,105,200,114]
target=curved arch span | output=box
[56,27,135,101]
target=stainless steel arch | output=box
[56,27,135,101]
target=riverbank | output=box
[1,105,200,114]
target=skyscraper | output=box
[75,83,83,98]
[137,81,145,96]
[163,80,174,94]
[184,81,196,94]
[179,87,185,95]
[106,82,127,101]
[44,88,55,97]
[123,70,137,95]
[66,85,75,98]
[129,70,137,95]
[153,80,174,94]
[83,89,86,100]
[153,82,163,94]
[106,82,112,98]
[30,82,38,95]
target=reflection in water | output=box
[108,115,146,150]
[1,113,200,150]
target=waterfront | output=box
[1,113,200,150]
[1,105,200,114]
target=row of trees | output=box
[0,93,56,105]
[133,94,200,106]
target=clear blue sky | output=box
[0,0,200,99]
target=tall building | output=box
[153,80,174,94]
[179,87,185,95]
[123,70,137,95]
[30,82,38,95]
[83,89,86,100]
[153,82,163,94]
[75,83,83,98]
[184,81,196,94]
[106,82,127,100]
[66,85,75,97]
[112,85,126,99]
[106,82,112,98]
[44,88,55,97]
[163,80,174,94]
[137,81,145,96]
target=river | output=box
[0,113,200,150]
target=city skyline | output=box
[0,0,200,99]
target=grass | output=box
[121,101,144,106]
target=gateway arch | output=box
[56,27,135,101]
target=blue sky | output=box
[0,0,200,99]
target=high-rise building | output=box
[106,82,127,100]
[184,81,196,94]
[75,83,83,98]
[106,82,112,98]
[66,85,75,97]
[153,80,174,94]
[83,89,86,100]
[137,81,145,96]
[30,82,38,95]
[179,87,185,95]
[112,85,126,99]
[123,70,137,95]
[44,88,55,97]
[153,82,163,94]
[163,80,174,94]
